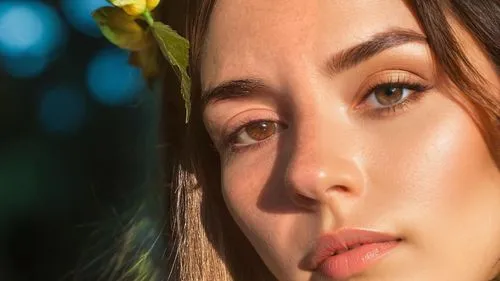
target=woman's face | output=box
[201,0,500,280]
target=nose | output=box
[283,112,365,211]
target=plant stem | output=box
[143,11,154,26]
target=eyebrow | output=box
[201,79,269,108]
[327,28,426,74]
[201,28,427,108]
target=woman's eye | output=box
[365,85,415,108]
[233,121,281,145]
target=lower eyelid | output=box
[228,133,276,154]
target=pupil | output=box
[246,121,275,140]
[375,86,403,105]
[386,87,397,96]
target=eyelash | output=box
[224,117,285,153]
[358,80,431,118]
[223,76,432,153]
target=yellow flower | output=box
[108,0,146,16]
[93,7,149,50]
[122,3,146,16]
[146,0,160,11]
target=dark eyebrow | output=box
[201,79,269,109]
[327,28,426,74]
[202,29,427,108]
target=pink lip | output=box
[310,228,401,280]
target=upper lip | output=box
[308,228,401,270]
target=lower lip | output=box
[318,240,400,280]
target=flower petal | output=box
[107,0,146,16]
[92,7,149,50]
[146,0,160,11]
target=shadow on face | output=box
[199,1,500,280]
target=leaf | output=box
[151,22,191,122]
[93,7,149,51]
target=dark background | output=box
[0,0,161,280]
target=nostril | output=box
[330,184,350,194]
[292,193,317,208]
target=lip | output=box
[309,228,401,280]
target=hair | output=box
[153,0,500,280]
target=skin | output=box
[201,0,500,280]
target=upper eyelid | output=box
[228,121,287,150]
[226,118,283,142]
[221,110,282,140]
[353,71,428,103]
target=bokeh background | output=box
[0,0,163,279]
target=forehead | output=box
[201,0,423,89]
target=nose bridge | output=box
[283,96,364,208]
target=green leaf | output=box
[92,7,149,51]
[151,22,191,122]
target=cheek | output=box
[221,147,309,279]
[220,149,279,238]
[365,92,500,274]
[363,92,499,216]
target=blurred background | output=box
[0,0,164,280]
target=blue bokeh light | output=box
[0,1,66,77]
[87,48,145,106]
[61,0,108,37]
[39,86,87,135]
[0,4,43,56]
[2,55,48,78]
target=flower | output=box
[146,0,160,11]
[107,0,146,16]
[95,0,192,122]
[93,7,149,50]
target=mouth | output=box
[310,228,402,280]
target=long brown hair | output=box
[158,1,500,280]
